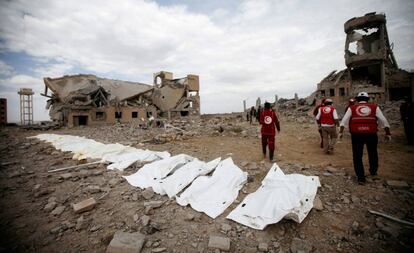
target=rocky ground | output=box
[0,111,413,253]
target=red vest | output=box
[260,109,277,135]
[320,105,336,125]
[349,103,378,134]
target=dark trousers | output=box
[262,134,275,159]
[351,133,378,181]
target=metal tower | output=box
[18,88,34,125]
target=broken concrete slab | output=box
[50,205,66,216]
[73,198,97,214]
[106,231,145,253]
[386,180,409,188]
[208,235,231,251]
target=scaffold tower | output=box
[18,88,34,125]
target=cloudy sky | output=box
[0,0,413,122]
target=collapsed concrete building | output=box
[316,12,414,104]
[41,71,200,127]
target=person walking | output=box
[260,102,280,162]
[400,97,414,145]
[256,105,262,123]
[313,97,326,148]
[249,106,256,125]
[315,98,339,154]
[339,92,391,184]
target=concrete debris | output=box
[50,205,66,216]
[141,188,155,200]
[106,231,146,253]
[258,242,269,252]
[386,180,409,188]
[313,195,324,211]
[208,235,231,251]
[290,238,312,253]
[73,198,97,214]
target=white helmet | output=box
[357,92,369,98]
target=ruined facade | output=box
[42,71,200,127]
[0,98,7,125]
[316,12,413,103]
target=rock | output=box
[326,166,337,173]
[258,242,269,252]
[143,201,164,209]
[221,223,232,232]
[106,231,145,253]
[352,221,359,230]
[50,226,62,234]
[241,161,249,167]
[208,235,231,251]
[90,225,102,232]
[73,198,97,214]
[386,180,409,188]
[51,205,66,216]
[152,248,166,253]
[60,173,73,180]
[48,196,57,203]
[323,172,333,177]
[9,171,22,178]
[133,214,139,222]
[142,188,155,200]
[342,196,350,204]
[76,215,87,230]
[44,201,57,212]
[108,178,121,187]
[86,185,101,193]
[351,195,360,204]
[132,193,139,201]
[290,238,312,253]
[313,196,323,211]
[184,213,195,221]
[141,215,150,226]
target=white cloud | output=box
[0,0,413,117]
[0,60,14,76]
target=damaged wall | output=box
[316,12,413,103]
[42,71,200,127]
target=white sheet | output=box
[226,163,320,230]
[123,154,194,189]
[176,157,247,219]
[33,134,170,171]
[156,157,221,198]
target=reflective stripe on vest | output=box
[349,103,378,134]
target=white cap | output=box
[357,92,369,98]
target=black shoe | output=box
[357,178,366,185]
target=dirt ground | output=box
[0,116,413,253]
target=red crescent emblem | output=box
[264,116,272,124]
[356,106,371,116]
[323,107,331,113]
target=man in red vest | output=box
[260,102,280,162]
[313,97,326,148]
[315,98,339,154]
[339,92,391,184]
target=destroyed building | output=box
[316,12,414,103]
[42,71,200,127]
